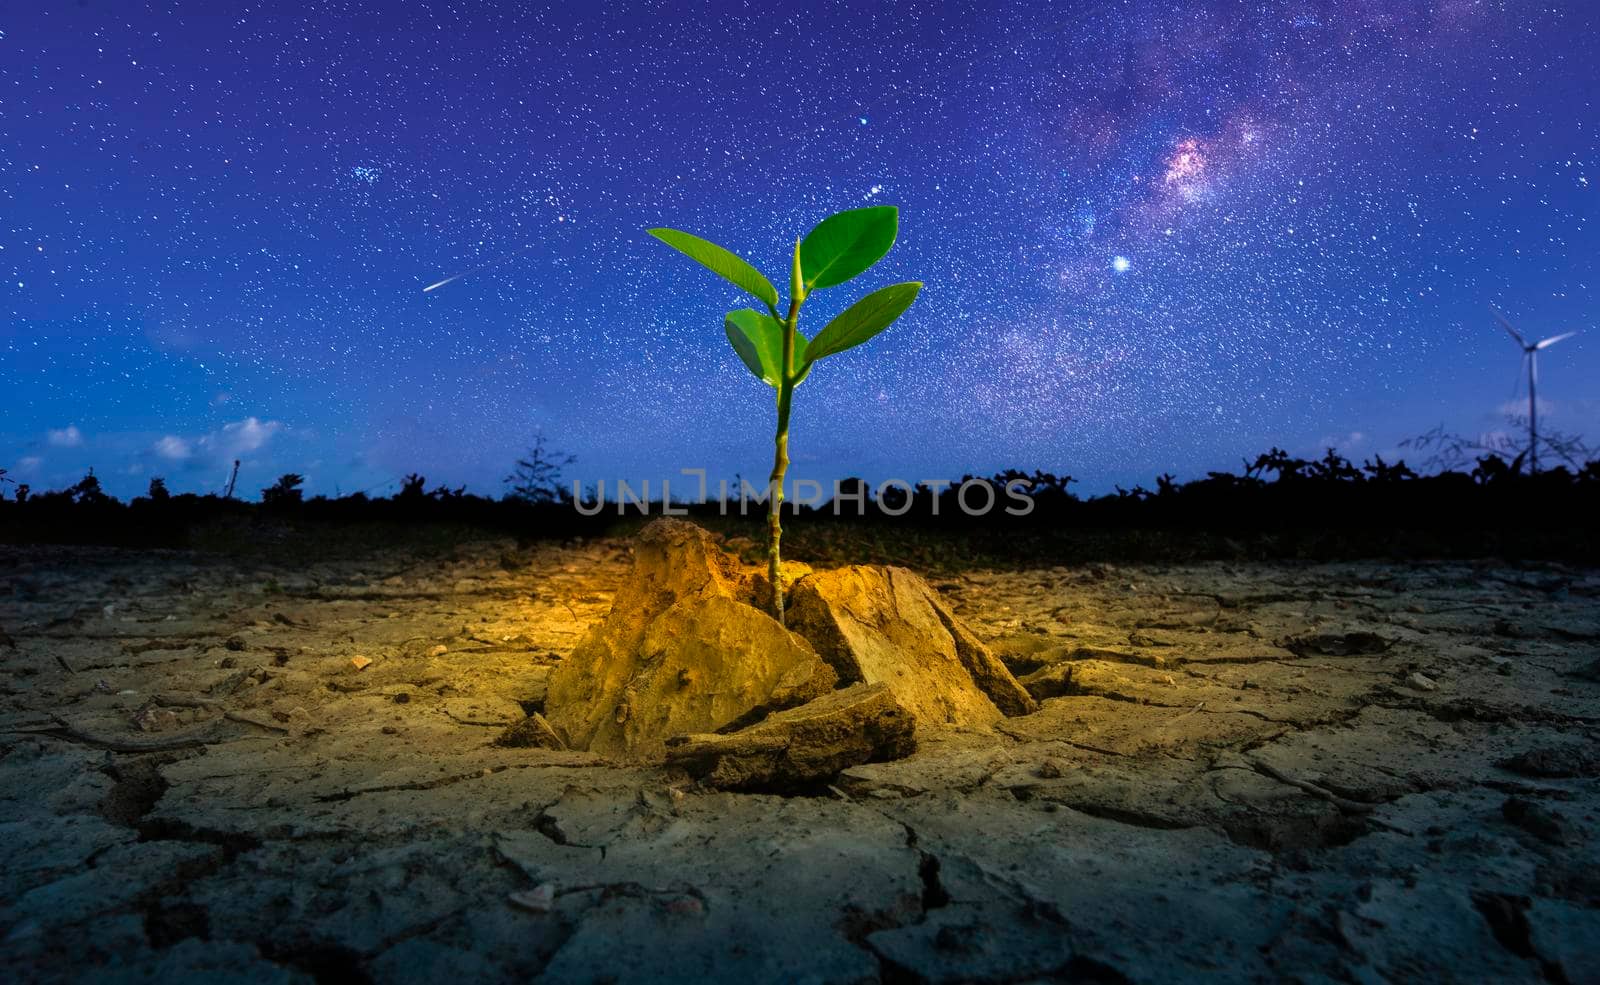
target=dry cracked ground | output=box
[2,536,1598,983]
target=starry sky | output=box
[4,0,1596,501]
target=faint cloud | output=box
[17,456,42,473]
[47,424,83,448]
[152,417,283,469]
[154,435,193,461]
[200,417,282,458]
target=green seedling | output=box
[649,206,920,625]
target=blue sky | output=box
[4,1,1596,500]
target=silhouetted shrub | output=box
[505,436,576,504]
[261,474,305,507]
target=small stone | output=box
[350,655,373,671]
[663,682,915,792]
[132,704,181,732]
[1502,797,1571,845]
[224,637,247,652]
[509,884,556,913]
[1283,630,1394,657]
[494,712,566,749]
[1498,746,1599,779]
[1037,758,1068,779]
[1405,671,1437,691]
[664,896,704,917]
[430,644,448,657]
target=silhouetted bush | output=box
[504,436,576,504]
[1,448,1596,563]
[261,474,305,508]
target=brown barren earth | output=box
[2,536,1598,983]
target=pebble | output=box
[1406,672,1437,691]
[508,883,557,913]
[351,655,373,671]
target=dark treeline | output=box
[2,449,1598,563]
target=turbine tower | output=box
[1490,306,1578,474]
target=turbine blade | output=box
[1490,305,1527,347]
[1535,331,1578,350]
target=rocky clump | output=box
[543,519,837,758]
[664,683,915,790]
[492,711,565,749]
[542,519,1033,773]
[788,565,1037,724]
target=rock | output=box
[1497,746,1600,779]
[508,883,556,913]
[494,712,567,750]
[1017,661,1111,702]
[350,655,372,671]
[1566,658,1600,683]
[1405,671,1438,691]
[787,566,1037,726]
[985,632,1072,675]
[1037,758,1069,779]
[544,520,1028,761]
[664,683,915,791]
[544,519,836,757]
[1019,659,1164,703]
[132,703,182,733]
[1282,630,1393,657]
[519,664,553,713]
[1071,644,1172,669]
[1502,797,1572,846]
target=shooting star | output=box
[420,246,532,294]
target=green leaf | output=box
[724,309,785,386]
[648,228,778,308]
[803,282,921,363]
[799,206,898,291]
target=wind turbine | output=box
[1490,306,1578,474]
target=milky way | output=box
[3,1,1596,498]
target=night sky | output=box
[4,1,1596,501]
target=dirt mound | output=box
[789,565,1038,723]
[542,519,1032,772]
[543,519,836,758]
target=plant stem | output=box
[768,303,799,625]
[769,239,807,624]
